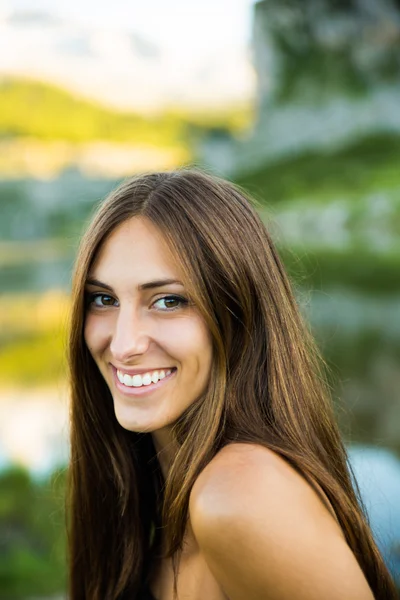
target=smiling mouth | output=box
[112,366,177,395]
[116,367,176,388]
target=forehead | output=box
[91,216,180,279]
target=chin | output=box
[111,404,160,434]
[113,411,151,433]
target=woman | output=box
[67,169,396,599]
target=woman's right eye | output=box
[87,293,119,308]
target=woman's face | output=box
[84,216,213,443]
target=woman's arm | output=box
[189,443,375,600]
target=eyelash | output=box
[86,293,189,312]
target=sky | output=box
[2,0,255,54]
[0,0,257,110]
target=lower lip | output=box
[112,367,177,397]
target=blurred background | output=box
[0,0,400,597]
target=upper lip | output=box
[112,365,176,375]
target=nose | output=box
[109,305,151,363]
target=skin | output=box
[189,443,375,600]
[84,216,213,466]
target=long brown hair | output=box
[67,168,397,599]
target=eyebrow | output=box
[85,277,184,291]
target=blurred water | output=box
[348,445,400,584]
[0,389,69,478]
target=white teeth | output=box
[117,368,173,387]
[142,373,152,386]
[132,375,142,387]
[123,374,132,386]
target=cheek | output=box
[173,317,213,369]
[84,314,109,356]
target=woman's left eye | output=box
[153,295,188,311]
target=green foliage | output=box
[0,330,67,386]
[273,30,368,103]
[235,134,400,295]
[0,78,252,144]
[0,78,180,144]
[0,466,67,598]
[318,327,400,453]
[321,328,400,382]
[0,292,69,386]
[235,134,400,205]
[280,245,400,294]
[260,0,400,103]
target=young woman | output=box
[67,169,397,599]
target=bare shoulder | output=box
[189,443,374,600]
[190,442,340,526]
